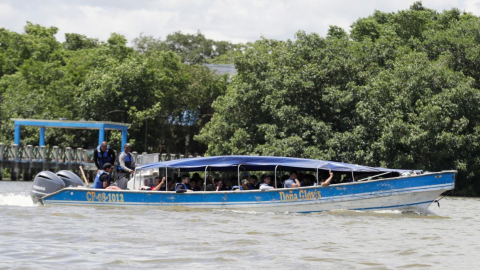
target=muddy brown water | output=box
[0,181,478,269]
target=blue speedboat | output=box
[31,156,456,213]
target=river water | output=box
[0,181,478,269]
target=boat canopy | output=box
[136,155,414,173]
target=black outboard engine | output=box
[56,170,84,187]
[30,171,65,205]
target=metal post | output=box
[316,165,321,186]
[26,145,33,161]
[351,171,355,182]
[204,166,209,191]
[39,127,46,146]
[274,165,280,189]
[14,124,20,145]
[165,167,168,191]
[237,164,242,187]
[98,125,105,146]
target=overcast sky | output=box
[1,0,479,44]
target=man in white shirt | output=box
[259,175,275,190]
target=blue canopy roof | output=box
[136,155,414,173]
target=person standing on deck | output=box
[93,141,116,171]
[116,143,135,189]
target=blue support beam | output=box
[14,124,20,145]
[121,128,128,152]
[39,127,45,146]
[11,119,131,148]
[98,125,105,146]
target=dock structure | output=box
[1,119,203,181]
[12,119,131,150]
[0,142,202,181]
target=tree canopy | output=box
[0,22,227,154]
[196,2,480,195]
[1,2,480,195]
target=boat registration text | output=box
[86,191,124,202]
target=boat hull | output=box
[41,171,456,213]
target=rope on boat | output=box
[433,196,445,207]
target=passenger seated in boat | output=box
[191,173,202,184]
[224,179,233,190]
[342,173,359,183]
[231,185,243,191]
[283,171,301,188]
[247,175,259,189]
[190,180,201,191]
[298,172,305,184]
[260,174,266,183]
[259,175,275,190]
[301,174,314,186]
[175,175,191,192]
[215,179,224,191]
[151,176,166,191]
[279,175,288,188]
[241,179,249,190]
[93,163,121,189]
[321,170,334,187]
[205,175,215,191]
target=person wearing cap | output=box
[93,141,116,171]
[93,163,114,189]
[116,143,135,189]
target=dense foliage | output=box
[2,3,480,195]
[196,2,480,195]
[0,23,227,154]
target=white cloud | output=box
[0,0,479,44]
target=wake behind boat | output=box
[30,156,456,213]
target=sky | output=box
[1,0,480,44]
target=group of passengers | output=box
[93,142,136,190]
[141,169,348,192]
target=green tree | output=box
[197,5,480,196]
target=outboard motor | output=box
[30,171,65,205]
[56,170,84,187]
